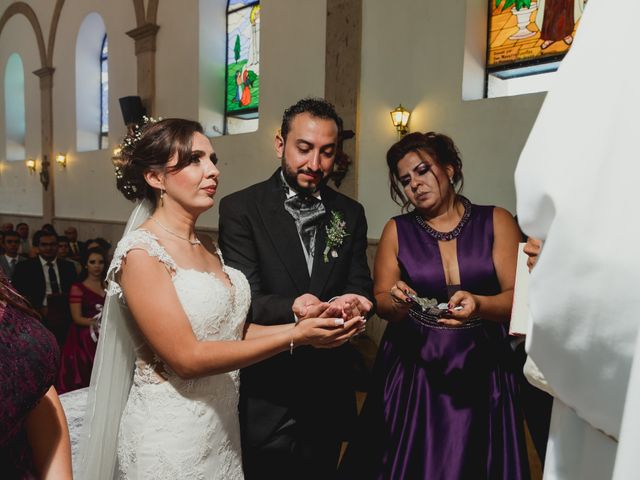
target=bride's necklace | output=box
[152,218,201,246]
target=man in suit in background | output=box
[0,230,25,279]
[219,98,374,480]
[13,230,77,345]
[64,226,85,262]
[15,222,32,257]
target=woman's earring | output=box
[449,177,454,185]
[160,188,165,207]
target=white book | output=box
[509,242,530,336]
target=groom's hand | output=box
[329,294,373,319]
[293,293,331,320]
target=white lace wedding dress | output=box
[109,229,250,479]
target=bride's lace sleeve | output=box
[106,230,177,298]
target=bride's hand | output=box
[292,316,366,349]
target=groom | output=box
[219,98,374,479]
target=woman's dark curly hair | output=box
[116,118,204,204]
[386,131,464,211]
[79,247,108,282]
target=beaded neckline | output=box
[414,196,472,241]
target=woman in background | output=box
[57,247,107,394]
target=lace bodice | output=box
[110,229,250,479]
[107,229,250,386]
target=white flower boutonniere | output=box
[323,211,349,263]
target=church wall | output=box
[51,0,137,224]
[1,0,548,239]
[0,12,43,216]
[356,0,546,238]
[0,0,327,232]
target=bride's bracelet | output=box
[289,335,294,355]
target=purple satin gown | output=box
[340,204,529,479]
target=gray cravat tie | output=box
[283,194,326,271]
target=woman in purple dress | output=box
[340,132,529,479]
[0,274,72,478]
[57,247,106,394]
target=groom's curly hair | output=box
[280,98,343,145]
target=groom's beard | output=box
[281,154,331,196]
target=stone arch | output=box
[0,2,47,68]
[46,0,67,66]
[132,0,159,27]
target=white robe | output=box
[515,0,640,478]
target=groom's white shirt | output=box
[515,0,640,478]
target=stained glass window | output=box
[100,34,108,149]
[487,0,587,94]
[225,0,260,134]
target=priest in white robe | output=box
[515,0,640,478]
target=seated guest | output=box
[57,236,82,275]
[340,132,529,479]
[57,248,106,394]
[63,226,84,262]
[85,237,111,253]
[12,231,78,346]
[84,237,112,261]
[30,230,40,257]
[0,275,73,478]
[15,222,31,257]
[1,222,14,232]
[41,224,58,236]
[0,231,25,280]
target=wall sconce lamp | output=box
[26,158,37,174]
[55,152,67,169]
[390,104,411,136]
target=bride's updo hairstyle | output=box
[386,131,464,211]
[116,118,204,204]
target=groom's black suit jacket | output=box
[219,170,373,447]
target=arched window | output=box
[485,0,587,97]
[4,53,26,161]
[100,34,109,149]
[75,13,107,151]
[225,0,260,135]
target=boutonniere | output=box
[323,211,349,263]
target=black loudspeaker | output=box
[119,96,146,126]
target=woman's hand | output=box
[293,316,366,349]
[437,290,479,327]
[389,280,416,313]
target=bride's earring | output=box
[449,177,454,186]
[160,188,165,207]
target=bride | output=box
[77,118,365,479]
